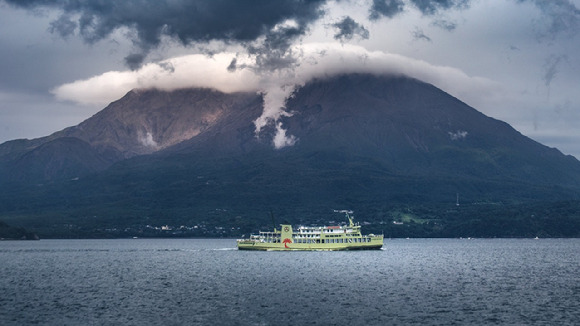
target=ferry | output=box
[237,211,383,251]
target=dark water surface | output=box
[1,238,578,325]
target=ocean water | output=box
[0,238,578,325]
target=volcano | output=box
[1,73,579,236]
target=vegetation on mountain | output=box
[0,220,39,240]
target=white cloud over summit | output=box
[53,43,498,107]
[52,43,500,148]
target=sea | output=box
[1,238,578,326]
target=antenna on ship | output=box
[270,210,277,232]
[334,209,355,226]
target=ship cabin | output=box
[249,217,376,244]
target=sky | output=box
[1,0,579,156]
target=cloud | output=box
[5,0,327,69]
[332,16,370,41]
[518,0,580,41]
[245,19,306,72]
[52,42,500,148]
[54,42,499,106]
[273,121,298,149]
[448,130,468,140]
[410,0,472,15]
[51,53,261,105]
[543,54,567,88]
[368,0,471,20]
[431,18,457,31]
[48,14,77,38]
[369,0,405,20]
[4,0,485,73]
[412,27,432,42]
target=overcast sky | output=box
[1,0,580,157]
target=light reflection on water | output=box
[1,238,578,325]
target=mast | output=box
[334,209,355,227]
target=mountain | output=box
[1,73,579,237]
[0,88,260,184]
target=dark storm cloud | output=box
[410,0,471,15]
[332,16,369,41]
[48,14,76,38]
[227,58,238,72]
[369,0,470,20]
[246,21,307,72]
[4,0,326,69]
[369,0,405,20]
[124,53,147,71]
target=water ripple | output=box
[0,238,578,325]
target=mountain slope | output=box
[1,74,580,236]
[62,88,260,157]
[0,88,260,185]
[281,74,579,185]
